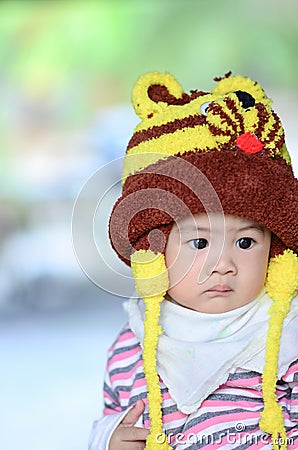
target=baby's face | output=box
[165,213,271,313]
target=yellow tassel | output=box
[131,250,171,449]
[143,296,171,450]
[261,250,298,449]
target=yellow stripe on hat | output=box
[123,125,230,182]
[133,95,214,132]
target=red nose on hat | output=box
[236,132,264,154]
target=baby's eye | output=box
[189,238,208,250]
[236,237,255,249]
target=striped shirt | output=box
[103,323,298,449]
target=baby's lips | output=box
[236,132,264,154]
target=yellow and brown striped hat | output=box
[110,71,297,265]
[109,72,298,450]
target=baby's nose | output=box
[197,244,237,284]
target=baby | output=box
[89,72,298,450]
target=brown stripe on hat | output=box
[263,110,285,149]
[253,104,285,152]
[254,103,271,136]
[127,114,207,150]
[205,99,243,138]
[223,97,245,134]
[147,83,206,105]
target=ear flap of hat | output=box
[132,72,184,120]
[131,249,171,449]
[131,249,169,297]
[261,249,298,444]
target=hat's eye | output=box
[235,90,255,109]
[200,101,211,115]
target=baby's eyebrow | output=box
[237,224,265,233]
[177,225,210,233]
[176,221,266,234]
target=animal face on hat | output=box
[122,71,291,183]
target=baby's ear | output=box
[132,72,184,120]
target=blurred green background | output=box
[0,0,297,244]
[0,1,297,450]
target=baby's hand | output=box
[109,399,149,450]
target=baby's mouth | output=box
[206,284,233,294]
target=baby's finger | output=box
[121,426,149,442]
[121,400,145,426]
[119,440,147,450]
[109,425,149,450]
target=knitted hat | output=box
[109,71,298,450]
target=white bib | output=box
[127,290,298,414]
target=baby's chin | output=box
[165,292,256,314]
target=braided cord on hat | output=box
[142,296,171,449]
[261,250,298,449]
[131,250,171,449]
